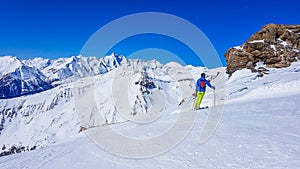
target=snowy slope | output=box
[0,56,52,98]
[0,59,197,157]
[0,60,300,168]
[1,93,299,169]
[0,56,23,75]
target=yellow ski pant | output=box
[195,91,205,109]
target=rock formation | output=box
[225,24,300,76]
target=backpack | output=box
[200,80,205,89]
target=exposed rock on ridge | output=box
[225,24,300,76]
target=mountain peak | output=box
[104,52,126,61]
[0,56,23,75]
[0,56,52,99]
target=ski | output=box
[200,106,209,109]
[193,106,209,111]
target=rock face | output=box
[225,24,300,76]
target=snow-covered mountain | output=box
[0,57,300,168]
[0,56,52,99]
[24,53,126,86]
[0,53,126,98]
[0,58,201,156]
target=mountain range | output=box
[0,53,126,98]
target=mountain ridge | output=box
[0,53,127,98]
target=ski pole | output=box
[213,87,216,107]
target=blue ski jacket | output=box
[196,77,213,92]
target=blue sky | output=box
[1,0,299,67]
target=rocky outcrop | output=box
[225,24,300,76]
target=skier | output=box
[194,73,215,110]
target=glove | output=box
[212,86,216,90]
